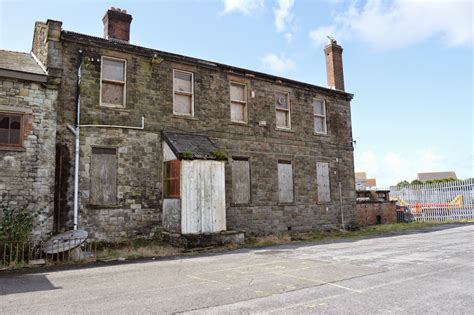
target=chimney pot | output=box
[324,38,345,91]
[102,8,132,42]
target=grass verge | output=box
[2,221,469,270]
[244,221,450,248]
[95,239,183,261]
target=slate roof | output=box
[162,131,220,160]
[417,171,457,181]
[0,50,47,82]
[0,50,46,75]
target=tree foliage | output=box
[397,177,459,187]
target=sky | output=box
[0,0,472,186]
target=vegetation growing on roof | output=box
[180,151,194,160]
[211,149,228,161]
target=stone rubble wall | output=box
[43,30,357,241]
[0,79,57,240]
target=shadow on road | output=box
[0,273,61,296]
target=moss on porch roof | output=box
[162,131,221,160]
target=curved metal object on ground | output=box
[44,230,88,254]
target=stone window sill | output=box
[100,103,127,110]
[87,204,122,209]
[172,114,199,121]
[0,146,26,152]
[229,121,249,127]
[275,128,294,133]
[278,202,295,206]
[231,203,251,207]
[314,132,329,137]
[317,201,333,205]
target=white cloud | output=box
[382,152,411,185]
[260,53,296,74]
[309,25,337,46]
[309,0,473,49]
[222,0,264,16]
[355,149,450,187]
[356,150,379,176]
[274,0,295,42]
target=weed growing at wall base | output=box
[0,206,34,242]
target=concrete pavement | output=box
[1,224,473,314]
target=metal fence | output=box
[0,238,95,269]
[390,179,474,222]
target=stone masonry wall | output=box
[0,78,57,240]
[49,31,356,241]
[78,129,162,240]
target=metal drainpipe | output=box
[339,181,344,229]
[336,152,345,230]
[73,49,83,230]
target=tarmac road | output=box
[1,223,473,314]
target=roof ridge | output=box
[62,30,353,99]
[0,49,31,55]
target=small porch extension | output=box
[161,131,244,247]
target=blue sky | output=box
[1,0,472,186]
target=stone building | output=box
[28,8,356,241]
[0,49,58,239]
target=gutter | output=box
[0,69,47,83]
[61,30,354,101]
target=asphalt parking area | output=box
[1,224,473,314]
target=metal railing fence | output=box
[0,238,95,268]
[390,179,474,222]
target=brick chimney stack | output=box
[102,7,132,42]
[324,37,345,91]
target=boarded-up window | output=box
[313,100,327,134]
[101,57,126,107]
[173,70,193,116]
[230,83,247,123]
[317,162,331,202]
[275,92,290,129]
[164,160,181,198]
[231,157,250,204]
[278,160,294,202]
[90,147,117,205]
[0,113,22,146]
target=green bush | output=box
[0,206,33,242]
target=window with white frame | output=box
[101,57,126,107]
[275,92,290,129]
[313,99,327,134]
[173,70,194,116]
[230,82,247,123]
